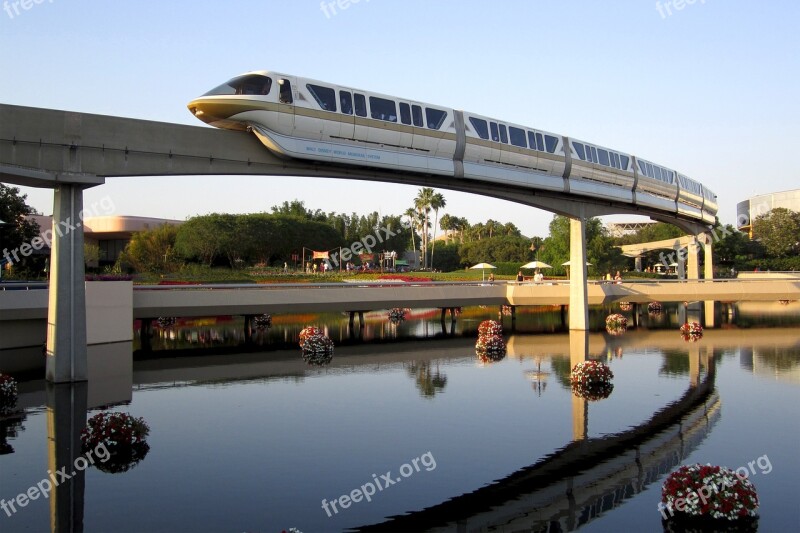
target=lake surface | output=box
[1,303,799,532]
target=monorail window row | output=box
[677,174,703,195]
[468,117,558,154]
[306,83,448,130]
[636,159,676,185]
[573,141,631,172]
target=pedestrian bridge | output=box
[1,279,796,322]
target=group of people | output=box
[510,270,544,283]
[604,271,623,283]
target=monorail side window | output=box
[307,84,337,112]
[470,117,490,139]
[278,79,293,104]
[573,142,586,160]
[586,146,595,163]
[654,166,663,181]
[490,122,500,142]
[370,97,397,122]
[509,126,526,148]
[527,131,537,150]
[426,108,447,130]
[611,152,621,169]
[638,160,647,174]
[354,93,367,117]
[645,162,654,178]
[536,133,545,152]
[411,105,423,127]
[499,124,509,144]
[620,155,630,170]
[545,135,558,154]
[399,103,411,125]
[598,149,610,167]
[340,91,353,115]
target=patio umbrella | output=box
[561,260,593,266]
[520,261,552,269]
[470,262,496,281]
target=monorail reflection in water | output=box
[1,305,799,531]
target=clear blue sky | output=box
[1,0,798,237]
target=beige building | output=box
[737,189,800,238]
[26,215,183,266]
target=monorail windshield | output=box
[203,75,272,97]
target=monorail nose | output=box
[186,98,251,131]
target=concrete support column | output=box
[703,239,714,280]
[687,241,700,280]
[46,184,88,383]
[569,217,589,330]
[634,256,642,272]
[675,245,686,280]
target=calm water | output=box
[1,303,799,532]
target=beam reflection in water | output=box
[357,338,718,532]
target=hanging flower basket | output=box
[661,464,759,525]
[648,301,663,314]
[605,313,628,335]
[298,326,322,348]
[301,334,334,366]
[680,322,704,342]
[570,360,614,401]
[478,320,503,338]
[499,305,512,317]
[618,301,633,312]
[81,412,151,474]
[156,317,177,329]
[253,314,272,329]
[387,308,407,322]
[0,373,18,415]
[476,334,506,362]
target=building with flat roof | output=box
[26,215,183,266]
[737,189,800,237]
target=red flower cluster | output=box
[648,301,663,313]
[605,313,628,335]
[298,326,322,347]
[478,320,503,338]
[570,360,614,401]
[81,412,150,450]
[661,464,759,521]
[680,322,704,342]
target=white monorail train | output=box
[188,71,717,224]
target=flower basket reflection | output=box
[619,301,633,312]
[680,322,704,342]
[253,314,272,329]
[387,308,408,323]
[156,317,177,329]
[660,464,759,527]
[476,334,506,362]
[648,301,663,314]
[0,373,18,416]
[81,412,150,474]
[605,313,628,335]
[301,333,334,366]
[570,360,614,401]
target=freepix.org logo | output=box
[3,0,55,20]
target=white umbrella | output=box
[520,261,552,269]
[561,260,593,266]
[470,262,496,281]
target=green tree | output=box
[0,184,40,265]
[270,200,327,221]
[174,215,223,266]
[752,208,800,258]
[84,242,101,267]
[120,224,181,273]
[414,188,436,268]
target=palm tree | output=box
[429,192,446,270]
[404,207,418,262]
[414,188,435,269]
[439,213,454,244]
